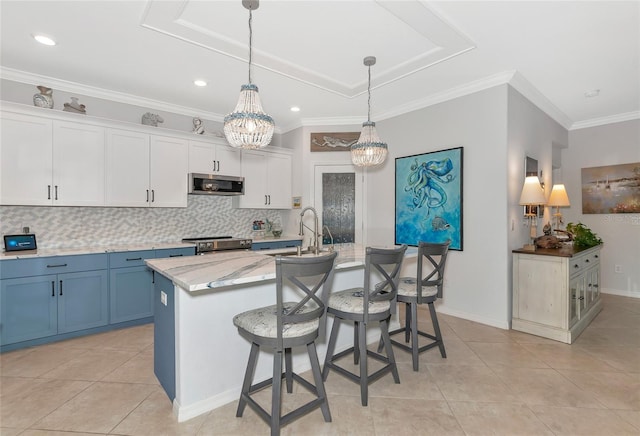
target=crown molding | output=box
[0,67,225,123]
[507,71,573,130]
[570,110,640,130]
[382,70,515,121]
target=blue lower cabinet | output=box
[109,265,154,324]
[108,247,194,325]
[0,247,194,351]
[58,270,109,334]
[109,250,156,325]
[0,268,108,345]
[1,275,58,344]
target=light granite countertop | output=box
[145,244,416,292]
[0,242,196,260]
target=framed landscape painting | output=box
[581,162,640,214]
[395,147,463,250]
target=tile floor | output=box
[1,293,639,435]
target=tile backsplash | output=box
[0,196,282,249]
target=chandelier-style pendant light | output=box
[224,0,274,149]
[351,56,388,167]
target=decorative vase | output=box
[33,86,54,108]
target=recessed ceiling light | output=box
[290,106,301,112]
[33,34,56,46]
[194,80,207,87]
[584,89,600,98]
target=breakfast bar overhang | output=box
[146,245,413,422]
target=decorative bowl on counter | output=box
[271,230,282,238]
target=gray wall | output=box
[565,120,640,297]
[373,85,512,328]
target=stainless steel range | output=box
[182,236,252,254]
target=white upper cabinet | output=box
[53,121,105,206]
[106,129,188,208]
[1,112,53,205]
[234,149,292,209]
[150,135,188,208]
[188,139,241,176]
[106,129,150,207]
[0,113,105,206]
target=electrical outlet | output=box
[614,265,623,274]
[161,291,168,306]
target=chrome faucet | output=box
[299,206,320,254]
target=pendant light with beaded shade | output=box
[223,0,275,149]
[351,56,388,167]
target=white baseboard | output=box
[601,288,640,299]
[436,303,510,330]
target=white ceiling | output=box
[1,1,639,132]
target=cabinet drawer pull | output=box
[594,255,599,259]
[574,264,580,269]
[59,280,63,296]
[169,254,183,257]
[54,185,58,200]
[585,259,590,263]
[47,263,68,268]
[51,281,55,297]
[578,296,584,301]
[152,189,155,202]
[47,185,51,200]
[126,257,143,261]
[146,189,149,202]
[594,284,599,288]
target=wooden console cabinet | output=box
[512,245,602,344]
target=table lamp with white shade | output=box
[547,184,571,230]
[519,176,546,250]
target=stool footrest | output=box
[241,371,330,427]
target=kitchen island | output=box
[145,245,414,422]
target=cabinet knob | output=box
[585,259,590,263]
[574,264,580,269]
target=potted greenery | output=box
[566,222,603,248]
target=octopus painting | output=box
[395,147,463,251]
[404,157,455,224]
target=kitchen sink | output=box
[264,247,334,257]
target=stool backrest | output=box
[417,240,451,301]
[365,245,408,322]
[275,251,338,344]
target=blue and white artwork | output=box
[395,147,463,251]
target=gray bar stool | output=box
[322,245,407,406]
[233,251,338,436]
[384,240,450,371]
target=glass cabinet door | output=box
[569,276,580,327]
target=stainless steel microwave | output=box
[189,173,244,196]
